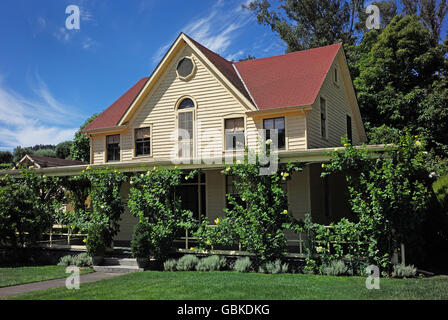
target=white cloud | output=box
[151,0,254,65]
[226,50,245,61]
[0,76,81,149]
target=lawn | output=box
[6,271,448,300]
[0,265,94,288]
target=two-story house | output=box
[82,33,372,243]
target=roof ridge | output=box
[234,42,342,65]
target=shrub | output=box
[433,174,448,210]
[302,258,318,274]
[259,259,289,274]
[85,225,106,257]
[0,169,62,249]
[73,253,92,267]
[233,257,252,273]
[163,259,178,271]
[213,152,302,264]
[58,255,75,266]
[322,260,349,276]
[130,223,151,258]
[196,255,227,272]
[128,168,197,262]
[176,255,200,271]
[392,264,417,278]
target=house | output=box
[79,33,379,244]
[14,154,86,169]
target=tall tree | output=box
[12,146,34,163]
[70,114,98,163]
[355,15,448,155]
[245,0,354,51]
[402,0,448,46]
[55,141,73,159]
[0,151,13,164]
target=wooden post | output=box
[49,227,53,248]
[401,243,405,265]
[185,229,189,250]
[299,233,303,255]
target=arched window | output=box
[178,98,195,110]
[176,97,196,157]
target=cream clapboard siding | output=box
[121,45,251,162]
[306,52,362,149]
[115,182,138,241]
[90,43,308,164]
[205,169,226,222]
[92,135,105,164]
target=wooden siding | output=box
[205,169,226,222]
[90,43,308,164]
[306,52,363,149]
[115,182,138,242]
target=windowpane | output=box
[135,128,151,156]
[346,115,352,142]
[225,118,245,150]
[178,98,194,110]
[263,117,285,150]
[178,111,193,157]
[106,134,120,162]
[320,98,327,138]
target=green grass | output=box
[6,271,448,300]
[0,265,94,288]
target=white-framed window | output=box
[176,97,195,157]
[106,134,120,162]
[263,117,285,150]
[135,127,151,157]
[225,117,245,150]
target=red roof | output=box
[85,77,148,131]
[85,37,341,131]
[186,35,254,104]
[234,43,342,110]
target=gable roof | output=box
[84,36,342,131]
[234,43,342,110]
[15,154,86,169]
[185,35,254,104]
[85,77,148,131]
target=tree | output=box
[56,141,73,159]
[239,55,256,61]
[354,15,448,156]
[34,148,57,158]
[70,113,98,163]
[0,151,13,164]
[322,135,440,268]
[13,146,34,163]
[402,0,448,46]
[0,169,63,251]
[245,0,355,52]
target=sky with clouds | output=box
[0,0,285,151]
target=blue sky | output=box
[0,0,285,151]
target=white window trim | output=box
[262,116,288,151]
[175,96,197,158]
[133,125,153,159]
[222,115,247,152]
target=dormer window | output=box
[176,57,196,80]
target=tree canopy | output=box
[70,113,98,163]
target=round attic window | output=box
[176,57,195,80]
